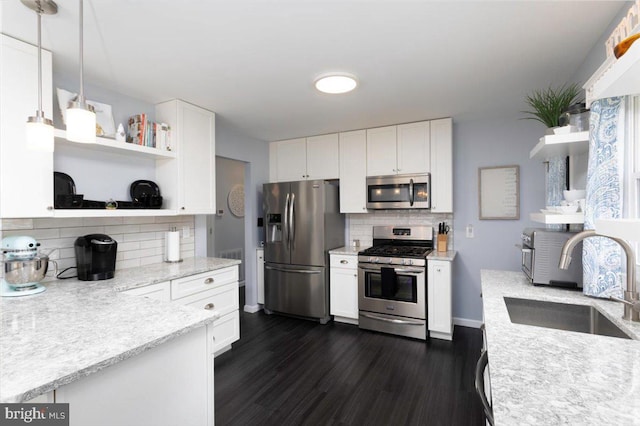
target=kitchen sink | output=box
[503,297,631,339]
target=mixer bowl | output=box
[2,255,52,288]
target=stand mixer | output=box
[1,236,56,297]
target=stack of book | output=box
[127,114,171,150]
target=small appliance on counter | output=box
[1,236,57,297]
[75,234,117,281]
[521,228,583,289]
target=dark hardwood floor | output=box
[215,287,485,426]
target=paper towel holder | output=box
[164,227,183,263]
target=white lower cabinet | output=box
[123,266,240,357]
[329,254,359,324]
[427,259,453,340]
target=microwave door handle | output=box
[409,178,414,206]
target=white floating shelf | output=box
[586,39,640,105]
[530,212,584,225]
[54,209,177,218]
[595,218,640,241]
[54,129,176,160]
[529,131,589,160]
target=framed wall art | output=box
[478,165,520,220]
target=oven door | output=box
[521,245,534,282]
[358,262,426,319]
[366,174,430,209]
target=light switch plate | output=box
[466,224,474,238]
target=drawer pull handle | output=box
[204,278,214,284]
[340,260,348,264]
[204,303,215,310]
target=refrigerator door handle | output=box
[284,193,290,249]
[290,193,296,249]
[265,265,321,274]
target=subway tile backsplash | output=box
[348,210,454,248]
[0,216,195,277]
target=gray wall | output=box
[213,116,269,309]
[451,114,544,323]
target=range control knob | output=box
[404,259,413,265]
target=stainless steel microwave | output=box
[366,173,430,209]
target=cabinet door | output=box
[0,35,54,218]
[257,248,265,304]
[306,134,339,180]
[366,126,397,176]
[339,130,368,213]
[430,118,453,213]
[397,121,430,175]
[330,266,358,320]
[428,260,452,339]
[179,101,216,214]
[274,138,306,181]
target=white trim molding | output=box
[453,317,483,329]
[244,304,262,314]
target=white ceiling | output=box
[1,1,627,141]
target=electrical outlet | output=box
[183,226,190,238]
[466,224,474,238]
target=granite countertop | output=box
[427,250,456,261]
[328,246,369,255]
[0,257,241,403]
[481,270,640,425]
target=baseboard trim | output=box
[244,304,262,313]
[453,317,483,328]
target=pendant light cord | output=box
[36,3,43,116]
[78,0,85,104]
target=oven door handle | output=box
[358,265,424,275]
[361,312,424,325]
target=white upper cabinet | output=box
[306,133,339,179]
[156,100,216,215]
[397,121,430,175]
[339,130,368,213]
[270,134,339,182]
[0,35,54,218]
[366,126,397,176]
[429,118,453,213]
[366,122,431,177]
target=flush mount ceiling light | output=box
[66,0,96,143]
[314,74,358,94]
[22,0,58,152]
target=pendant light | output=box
[22,0,58,152]
[66,0,95,143]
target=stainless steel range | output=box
[358,226,433,340]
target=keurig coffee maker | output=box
[75,234,117,281]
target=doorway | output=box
[210,156,247,286]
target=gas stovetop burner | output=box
[359,245,432,259]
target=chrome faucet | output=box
[559,230,640,322]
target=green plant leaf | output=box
[521,83,583,128]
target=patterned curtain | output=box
[582,97,625,297]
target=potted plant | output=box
[522,83,582,133]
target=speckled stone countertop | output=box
[427,250,456,261]
[481,270,640,425]
[328,246,369,255]
[0,257,241,403]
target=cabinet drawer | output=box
[171,266,238,299]
[122,281,171,302]
[330,255,358,269]
[209,310,240,355]
[176,282,238,317]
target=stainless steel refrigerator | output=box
[263,180,344,323]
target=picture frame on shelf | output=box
[56,88,116,138]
